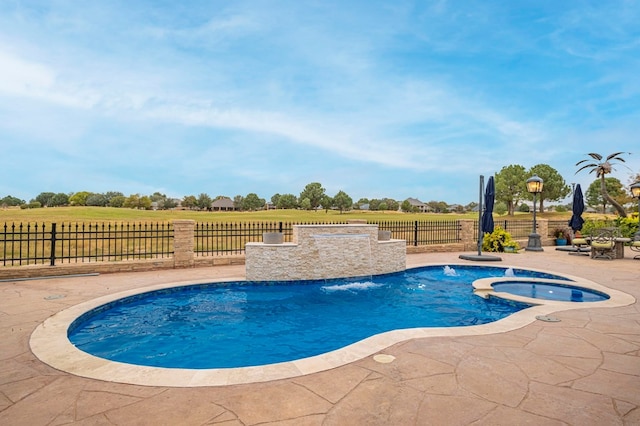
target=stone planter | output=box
[263,232,284,244]
[378,230,392,241]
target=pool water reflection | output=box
[68,265,557,369]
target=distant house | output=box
[405,198,431,213]
[211,197,237,211]
[448,204,464,213]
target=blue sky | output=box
[1,1,639,205]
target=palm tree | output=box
[576,152,629,217]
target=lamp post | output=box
[526,175,544,252]
[631,181,640,216]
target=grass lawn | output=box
[0,206,574,224]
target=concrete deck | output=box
[1,249,639,425]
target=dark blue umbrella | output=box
[568,184,585,231]
[481,176,495,234]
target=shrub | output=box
[494,202,507,215]
[582,218,615,236]
[613,216,639,239]
[21,201,42,209]
[581,217,638,239]
[482,226,520,252]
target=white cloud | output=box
[1,1,638,204]
[0,49,54,95]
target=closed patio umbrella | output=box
[459,175,501,261]
[569,184,585,232]
[481,176,495,234]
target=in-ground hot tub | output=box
[492,281,609,302]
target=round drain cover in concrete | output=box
[536,315,561,322]
[373,354,396,364]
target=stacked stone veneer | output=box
[245,224,406,281]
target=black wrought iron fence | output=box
[195,222,277,256]
[548,219,571,237]
[1,222,52,266]
[375,220,461,245]
[194,221,349,256]
[2,219,528,266]
[1,222,173,266]
[472,220,536,239]
[495,220,536,238]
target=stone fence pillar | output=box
[459,220,477,251]
[173,220,195,268]
[537,219,550,245]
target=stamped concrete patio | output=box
[1,249,639,425]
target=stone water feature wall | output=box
[245,224,406,281]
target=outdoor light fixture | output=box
[525,175,544,252]
[631,181,640,216]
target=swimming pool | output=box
[31,262,634,387]
[68,265,566,369]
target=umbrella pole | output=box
[477,175,484,256]
[459,174,501,262]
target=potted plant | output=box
[554,228,570,246]
[482,227,520,253]
[503,241,519,253]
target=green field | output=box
[0,206,470,224]
[0,206,574,225]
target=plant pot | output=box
[504,246,517,253]
[555,238,567,246]
[263,232,284,244]
[378,230,392,241]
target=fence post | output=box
[414,221,418,246]
[50,223,57,266]
[538,219,550,245]
[173,220,195,268]
[459,220,476,251]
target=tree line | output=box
[1,183,420,213]
[495,153,639,217]
[4,154,638,215]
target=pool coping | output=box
[29,263,636,387]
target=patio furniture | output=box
[568,234,590,256]
[555,232,590,255]
[630,231,640,260]
[590,229,616,260]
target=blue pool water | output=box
[492,282,609,302]
[68,265,567,369]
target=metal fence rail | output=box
[194,221,348,256]
[195,222,278,256]
[1,223,52,266]
[547,219,570,237]
[3,219,534,266]
[1,222,173,266]
[471,220,539,239]
[375,220,460,246]
[495,220,537,238]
